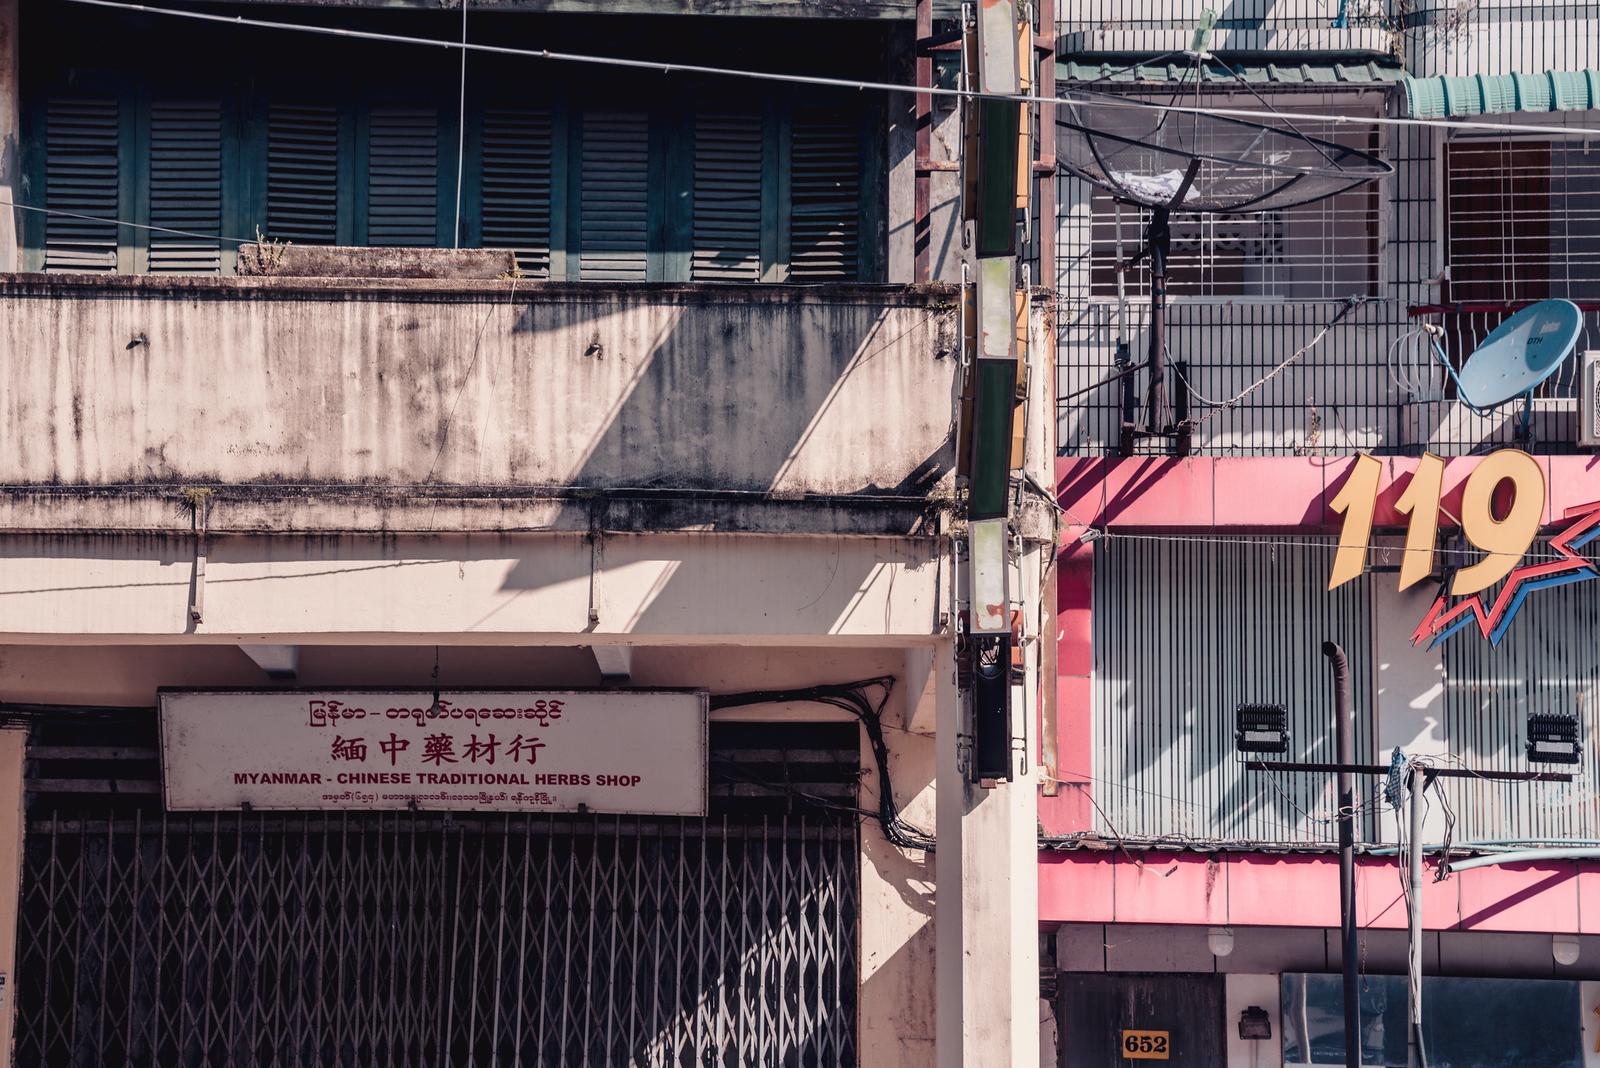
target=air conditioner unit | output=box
[1581,351,1600,449]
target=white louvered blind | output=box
[148,101,223,274]
[579,111,650,281]
[480,108,553,279]
[267,104,340,245]
[44,98,121,272]
[691,113,764,282]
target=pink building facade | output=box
[1043,456,1600,1065]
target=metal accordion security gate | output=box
[13,720,861,1067]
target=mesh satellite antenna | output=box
[1056,23,1391,452]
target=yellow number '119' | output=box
[1328,450,1546,597]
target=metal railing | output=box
[1056,298,1600,456]
[1391,301,1600,454]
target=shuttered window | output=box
[578,111,651,281]
[148,101,223,274]
[367,106,439,247]
[27,88,878,280]
[43,98,121,272]
[691,113,764,282]
[479,109,553,279]
[267,104,340,246]
[790,112,861,281]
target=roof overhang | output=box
[1058,28,1402,89]
[1403,68,1600,118]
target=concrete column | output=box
[937,548,1043,1068]
[0,0,17,273]
[0,725,25,1067]
[859,672,938,1066]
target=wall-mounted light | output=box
[1235,704,1290,755]
[1238,1006,1272,1040]
[1207,926,1235,957]
[1554,935,1581,967]
[1528,713,1583,765]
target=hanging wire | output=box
[58,0,1600,138]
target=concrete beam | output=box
[0,489,939,538]
[239,644,300,680]
[590,644,633,683]
[902,646,938,734]
[0,531,945,644]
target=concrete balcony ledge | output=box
[0,273,958,306]
[0,484,955,536]
[0,276,1002,535]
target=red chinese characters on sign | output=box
[333,731,544,768]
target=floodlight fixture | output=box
[1527,712,1583,765]
[1235,703,1290,755]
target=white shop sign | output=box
[159,690,707,816]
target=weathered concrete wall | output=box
[0,278,961,498]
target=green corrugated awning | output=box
[1058,53,1405,87]
[1403,69,1600,117]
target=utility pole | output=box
[1324,641,1362,1068]
[1245,649,1569,1068]
[1406,763,1428,1068]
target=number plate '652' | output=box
[1121,1029,1170,1060]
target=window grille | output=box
[1444,136,1600,304]
[1077,92,1385,301]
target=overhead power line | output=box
[62,0,1600,139]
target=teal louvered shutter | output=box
[43,98,121,272]
[691,113,764,282]
[789,112,861,281]
[479,108,553,279]
[578,111,650,281]
[368,106,439,247]
[148,101,223,274]
[267,103,340,245]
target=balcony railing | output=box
[0,276,965,530]
[1057,298,1600,457]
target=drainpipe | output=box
[1407,765,1427,1068]
[1324,641,1360,1068]
[1443,846,1600,873]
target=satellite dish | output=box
[1055,56,1392,453]
[1058,103,1391,215]
[1451,299,1584,410]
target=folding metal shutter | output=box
[14,713,861,1067]
[789,112,860,281]
[479,108,553,279]
[691,113,764,282]
[147,101,224,274]
[367,106,440,247]
[267,104,340,245]
[43,98,121,272]
[578,111,650,281]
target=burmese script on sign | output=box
[159,690,708,815]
